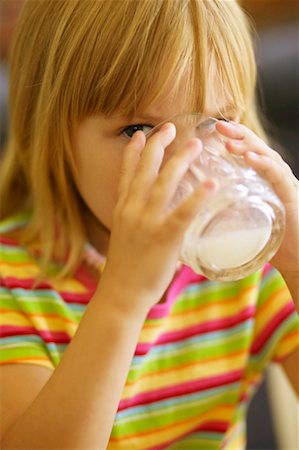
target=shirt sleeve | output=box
[0,286,55,369]
[250,265,299,369]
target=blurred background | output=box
[0,1,298,449]
[242,0,299,180]
[240,2,299,447]
[0,0,23,148]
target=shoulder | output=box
[249,264,299,365]
[0,211,41,287]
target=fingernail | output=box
[132,130,145,141]
[204,179,218,190]
[222,121,239,129]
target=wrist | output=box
[94,272,151,322]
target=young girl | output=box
[0,1,298,449]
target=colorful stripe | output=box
[1,212,298,449]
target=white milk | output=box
[199,225,272,269]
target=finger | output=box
[216,120,282,161]
[244,152,297,203]
[225,140,284,166]
[117,130,146,200]
[215,120,245,140]
[166,178,219,233]
[147,138,203,214]
[130,122,176,199]
[216,120,266,146]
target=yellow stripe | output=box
[0,261,37,267]
[140,290,256,342]
[1,265,87,293]
[0,358,54,369]
[255,287,291,335]
[122,351,246,399]
[0,312,30,327]
[51,278,88,293]
[0,311,77,333]
[0,264,40,278]
[274,331,299,360]
[108,405,233,448]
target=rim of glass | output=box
[144,113,221,139]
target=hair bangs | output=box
[203,1,257,120]
[63,0,205,121]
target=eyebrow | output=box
[108,113,165,125]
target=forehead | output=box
[134,73,236,121]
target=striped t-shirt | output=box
[1,212,298,449]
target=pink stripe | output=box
[147,266,206,320]
[195,419,229,433]
[0,277,52,290]
[59,291,91,304]
[136,306,254,355]
[1,276,92,304]
[38,329,71,343]
[0,324,71,343]
[118,369,243,411]
[0,236,19,246]
[74,265,97,291]
[0,324,37,337]
[251,301,295,354]
[262,263,272,277]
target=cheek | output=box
[74,147,123,228]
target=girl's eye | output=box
[122,124,153,138]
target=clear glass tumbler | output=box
[145,113,285,281]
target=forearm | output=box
[1,285,147,449]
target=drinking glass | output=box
[145,113,285,281]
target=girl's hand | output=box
[100,124,217,315]
[216,121,299,276]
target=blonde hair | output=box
[0,0,266,277]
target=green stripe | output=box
[0,343,49,361]
[112,389,238,436]
[0,211,30,233]
[170,434,222,449]
[1,290,83,322]
[172,274,260,313]
[258,269,283,306]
